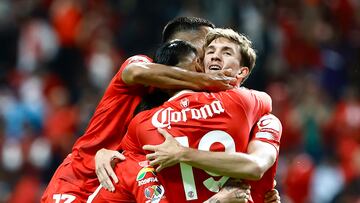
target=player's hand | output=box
[204,181,251,203]
[205,69,237,92]
[143,128,184,172]
[264,189,281,203]
[95,148,125,192]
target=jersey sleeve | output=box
[250,114,282,153]
[115,55,153,94]
[119,55,153,71]
[229,88,272,121]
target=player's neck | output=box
[168,90,194,101]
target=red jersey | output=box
[121,88,272,202]
[248,114,282,203]
[90,152,169,203]
[91,114,281,203]
[42,55,155,203]
[71,55,152,179]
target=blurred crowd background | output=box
[0,0,359,202]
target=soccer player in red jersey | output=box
[90,40,252,203]
[41,17,237,203]
[154,113,282,203]
[91,29,281,202]
[144,29,283,203]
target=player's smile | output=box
[208,64,222,71]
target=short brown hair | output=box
[204,28,256,71]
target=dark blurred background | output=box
[0,0,359,202]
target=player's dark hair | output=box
[154,40,197,66]
[134,40,198,116]
[162,17,215,43]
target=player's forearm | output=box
[122,63,209,90]
[179,148,266,180]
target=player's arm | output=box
[264,189,281,203]
[143,114,282,180]
[122,62,237,91]
[204,179,251,203]
[205,185,281,203]
[145,130,277,180]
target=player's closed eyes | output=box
[205,50,214,54]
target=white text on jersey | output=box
[151,100,225,129]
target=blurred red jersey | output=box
[71,55,152,179]
[248,114,282,203]
[90,152,169,203]
[72,55,151,177]
[120,88,272,202]
[41,55,153,202]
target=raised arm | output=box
[122,62,237,91]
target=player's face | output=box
[203,37,243,77]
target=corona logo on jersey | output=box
[136,167,156,181]
[151,100,225,129]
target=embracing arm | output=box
[122,62,236,91]
[177,139,276,180]
[144,128,277,180]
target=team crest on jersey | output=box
[144,185,165,203]
[180,98,189,108]
[136,166,156,181]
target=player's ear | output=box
[195,57,204,73]
[235,66,250,86]
[237,66,249,80]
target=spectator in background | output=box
[327,86,360,183]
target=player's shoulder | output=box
[125,55,153,64]
[131,106,162,129]
[118,55,153,71]
[226,88,272,112]
[248,88,271,98]
[250,88,272,104]
[228,87,271,99]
